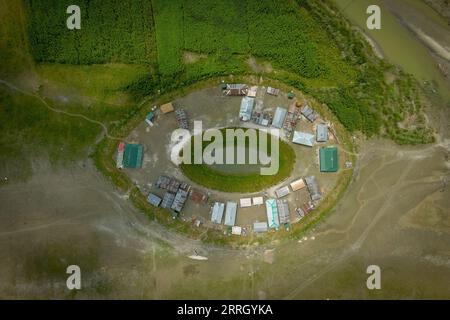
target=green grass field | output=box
[179,128,296,193]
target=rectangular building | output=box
[211,202,225,224]
[275,186,290,198]
[240,198,252,208]
[290,178,306,191]
[316,123,328,142]
[123,143,144,169]
[319,146,338,172]
[305,176,322,201]
[265,199,280,230]
[161,192,176,209]
[171,189,189,213]
[272,107,287,129]
[224,202,238,226]
[292,131,315,147]
[253,222,268,233]
[225,84,248,96]
[277,199,290,224]
[252,196,264,206]
[147,193,162,207]
[239,97,255,122]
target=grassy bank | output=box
[179,128,296,193]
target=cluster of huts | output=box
[224,83,339,173]
[146,175,208,219]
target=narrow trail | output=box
[0,78,124,142]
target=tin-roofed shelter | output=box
[147,193,162,207]
[225,84,248,96]
[320,146,338,172]
[316,123,328,142]
[224,202,237,226]
[305,176,322,201]
[265,199,280,230]
[123,143,144,169]
[239,97,255,122]
[290,178,306,191]
[253,222,268,233]
[275,186,290,198]
[272,107,287,129]
[171,189,189,213]
[252,197,264,206]
[292,131,315,147]
[161,192,176,209]
[160,102,174,114]
[211,202,225,224]
[240,198,252,208]
[301,103,318,122]
[277,199,290,224]
[266,87,280,96]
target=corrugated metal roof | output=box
[275,186,290,198]
[224,202,237,226]
[239,97,255,121]
[292,131,315,147]
[316,124,328,142]
[272,107,287,129]
[277,199,290,224]
[147,193,162,207]
[253,222,268,233]
[211,202,225,224]
[161,192,176,209]
[265,199,280,229]
[305,176,322,201]
[171,189,188,213]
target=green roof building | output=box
[123,143,144,169]
[319,146,338,172]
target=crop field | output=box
[25,0,157,65]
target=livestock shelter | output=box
[319,146,338,172]
[240,198,252,208]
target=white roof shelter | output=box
[252,196,264,206]
[232,226,242,235]
[253,222,268,233]
[240,198,252,208]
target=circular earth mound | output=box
[179,128,296,193]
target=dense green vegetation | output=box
[25,0,157,65]
[179,128,296,193]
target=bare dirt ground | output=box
[0,131,449,299]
